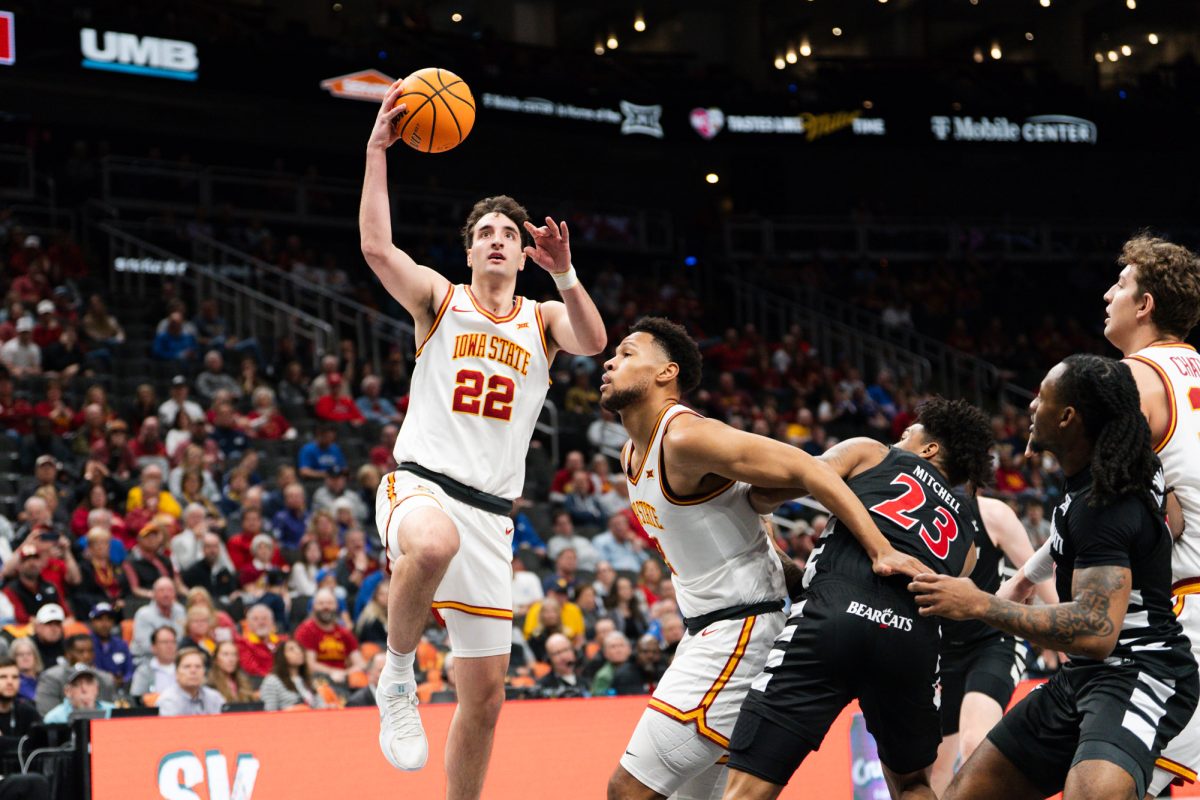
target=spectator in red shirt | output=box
[245,387,293,440]
[90,420,135,484]
[237,603,285,678]
[128,417,169,471]
[368,424,399,471]
[226,509,266,574]
[293,588,365,684]
[549,450,586,501]
[31,301,62,349]
[33,379,74,437]
[0,374,33,435]
[236,534,285,587]
[313,373,364,426]
[32,527,81,602]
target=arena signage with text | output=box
[929,115,1097,144]
[113,257,188,275]
[689,107,885,141]
[320,69,395,102]
[80,28,199,81]
[0,11,14,66]
[481,93,663,137]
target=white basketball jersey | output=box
[1128,343,1200,586]
[622,404,786,618]
[393,284,550,500]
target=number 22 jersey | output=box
[804,447,974,598]
[392,283,551,500]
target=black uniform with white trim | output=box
[727,448,975,785]
[939,494,1027,735]
[987,466,1198,798]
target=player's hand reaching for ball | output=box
[523,217,572,274]
[870,547,927,580]
[367,80,408,151]
[908,573,988,620]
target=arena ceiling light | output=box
[633,14,645,32]
[1147,32,1159,44]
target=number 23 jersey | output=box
[804,447,974,595]
[392,283,551,500]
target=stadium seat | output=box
[531,661,551,679]
[121,619,134,643]
[360,641,382,662]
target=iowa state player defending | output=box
[360,81,606,798]
[601,317,924,800]
[723,398,994,800]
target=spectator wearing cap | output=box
[355,375,402,426]
[31,301,61,349]
[0,317,41,378]
[158,376,204,432]
[195,351,241,404]
[157,648,224,717]
[2,545,63,625]
[545,510,600,572]
[88,603,133,688]
[151,311,198,365]
[42,664,113,724]
[237,604,285,678]
[296,424,347,479]
[124,517,182,601]
[312,468,367,526]
[21,604,67,669]
[181,533,238,604]
[314,373,365,425]
[18,456,67,511]
[130,578,186,663]
[35,633,116,715]
[293,588,364,684]
[129,626,179,697]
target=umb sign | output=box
[80,28,198,81]
[320,69,396,102]
[0,11,13,66]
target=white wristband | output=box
[551,265,579,292]
[1023,539,1055,584]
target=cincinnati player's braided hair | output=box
[1056,354,1159,510]
[914,397,994,490]
[629,316,703,394]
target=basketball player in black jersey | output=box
[931,494,1057,796]
[911,355,1199,800]
[721,398,994,800]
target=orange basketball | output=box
[394,67,476,153]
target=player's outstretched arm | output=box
[980,497,1059,605]
[910,565,1130,660]
[359,79,449,322]
[525,217,606,357]
[674,422,924,579]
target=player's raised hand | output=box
[908,573,987,620]
[367,80,408,151]
[523,216,572,274]
[870,548,927,580]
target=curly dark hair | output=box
[461,196,530,250]
[1056,354,1159,509]
[915,397,994,489]
[1121,233,1200,339]
[629,316,703,394]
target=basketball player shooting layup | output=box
[600,317,927,800]
[1004,236,1200,798]
[360,80,606,798]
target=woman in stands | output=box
[355,581,389,646]
[208,640,257,705]
[10,639,42,703]
[260,641,325,711]
[70,483,126,540]
[605,576,648,642]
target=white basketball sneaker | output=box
[378,681,428,770]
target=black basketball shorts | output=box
[939,634,1026,736]
[727,578,942,786]
[987,661,1200,798]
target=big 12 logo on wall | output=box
[158,750,260,800]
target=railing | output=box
[187,232,413,376]
[722,214,1171,264]
[98,155,674,253]
[723,274,1032,408]
[97,223,336,372]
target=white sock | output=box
[383,646,416,691]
